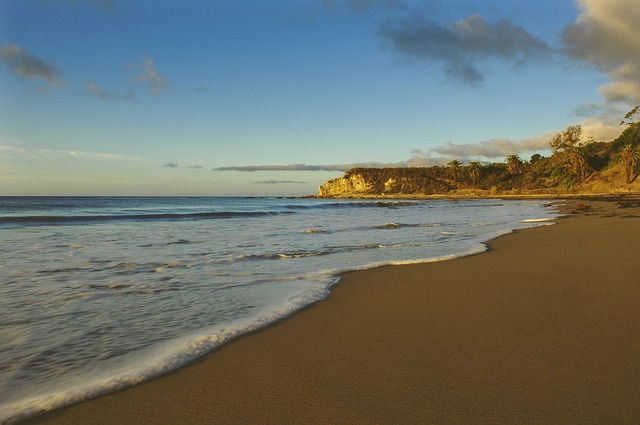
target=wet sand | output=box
[24,198,640,424]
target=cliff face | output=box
[318,168,452,197]
[317,131,640,197]
[318,172,373,197]
[318,163,640,198]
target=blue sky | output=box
[1,0,638,195]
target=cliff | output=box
[318,167,452,197]
[318,159,640,198]
[318,124,640,198]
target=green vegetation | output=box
[320,106,640,197]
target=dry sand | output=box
[24,197,640,425]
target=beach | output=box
[23,197,640,425]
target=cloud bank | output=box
[0,43,64,89]
[562,0,640,105]
[430,136,552,160]
[560,0,640,140]
[213,133,555,174]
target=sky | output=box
[1,0,639,196]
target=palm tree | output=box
[506,155,523,175]
[620,144,640,184]
[466,161,482,188]
[447,160,463,183]
[572,144,593,183]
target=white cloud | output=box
[563,0,640,104]
[560,0,640,140]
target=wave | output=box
[0,200,425,227]
[374,222,441,230]
[284,200,420,210]
[225,241,427,264]
[0,210,295,226]
[0,232,492,424]
[518,218,555,223]
[0,274,337,425]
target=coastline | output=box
[22,197,640,425]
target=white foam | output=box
[0,281,334,424]
[518,218,556,223]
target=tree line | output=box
[338,106,640,195]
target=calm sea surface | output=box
[0,196,559,422]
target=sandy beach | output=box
[23,197,640,425]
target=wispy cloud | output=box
[130,56,170,95]
[319,1,552,86]
[0,43,64,89]
[88,57,170,100]
[86,80,137,101]
[163,163,204,169]
[67,150,142,161]
[213,162,408,172]
[380,13,551,85]
[0,142,146,162]
[252,180,308,185]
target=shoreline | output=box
[21,197,640,424]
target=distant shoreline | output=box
[313,192,640,203]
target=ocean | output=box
[0,196,559,423]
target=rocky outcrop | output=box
[318,168,452,197]
[317,135,640,197]
[318,171,373,197]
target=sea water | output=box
[0,197,559,422]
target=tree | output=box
[620,144,640,184]
[620,105,640,126]
[549,125,592,183]
[618,105,640,184]
[447,160,463,183]
[466,161,482,188]
[550,125,582,156]
[506,154,524,175]
[530,153,542,164]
